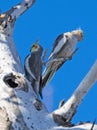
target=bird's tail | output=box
[42,67,56,88]
[39,77,43,99]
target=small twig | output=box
[42,49,48,61]
[42,49,48,66]
[90,119,96,130]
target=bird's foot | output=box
[48,58,65,64]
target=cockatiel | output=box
[42,29,83,88]
[24,41,43,98]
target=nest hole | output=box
[3,74,18,88]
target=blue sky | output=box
[0,0,97,124]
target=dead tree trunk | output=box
[0,0,97,130]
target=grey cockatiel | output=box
[42,29,83,88]
[24,41,43,98]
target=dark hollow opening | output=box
[3,74,18,88]
[6,78,18,88]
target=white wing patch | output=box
[25,55,36,80]
[49,34,67,58]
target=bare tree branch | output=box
[53,60,97,124]
[0,1,97,129]
[5,0,35,19]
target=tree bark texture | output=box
[0,0,97,130]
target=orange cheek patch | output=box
[34,45,38,49]
[35,46,38,49]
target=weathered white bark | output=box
[53,60,97,123]
[6,0,35,19]
[0,0,97,130]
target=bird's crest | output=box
[72,28,84,41]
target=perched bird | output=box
[24,41,43,98]
[42,29,83,88]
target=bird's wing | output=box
[42,59,59,88]
[39,76,43,98]
[49,34,67,59]
[29,53,42,80]
[24,55,37,80]
[42,67,56,88]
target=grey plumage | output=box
[42,29,83,88]
[24,41,43,98]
